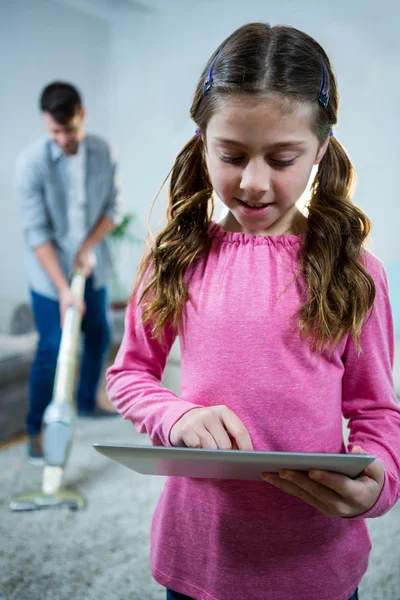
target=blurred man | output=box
[15,82,121,463]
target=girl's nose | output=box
[239,159,270,197]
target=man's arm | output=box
[82,215,115,250]
[15,153,69,291]
[74,215,115,274]
[15,153,82,323]
[74,144,121,273]
[34,242,69,293]
[35,242,84,324]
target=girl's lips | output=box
[236,198,274,216]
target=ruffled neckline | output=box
[208,221,303,247]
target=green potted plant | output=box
[108,212,141,310]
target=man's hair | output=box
[39,82,82,124]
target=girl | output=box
[106,22,400,600]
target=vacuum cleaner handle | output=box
[51,270,86,405]
[10,269,88,507]
[39,270,87,495]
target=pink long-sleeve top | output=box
[106,222,400,600]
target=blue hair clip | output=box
[318,60,330,109]
[203,48,223,95]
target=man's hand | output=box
[262,446,385,517]
[170,405,253,451]
[59,287,85,327]
[74,246,96,277]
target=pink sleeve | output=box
[341,257,400,518]
[106,293,202,447]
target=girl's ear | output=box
[314,136,330,166]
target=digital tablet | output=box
[93,443,375,481]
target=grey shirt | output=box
[15,134,122,299]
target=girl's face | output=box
[205,96,329,236]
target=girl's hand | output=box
[262,446,385,517]
[170,405,253,451]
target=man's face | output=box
[43,109,86,155]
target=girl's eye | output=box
[220,156,245,164]
[220,156,296,167]
[271,158,296,168]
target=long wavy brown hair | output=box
[133,22,375,350]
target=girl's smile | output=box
[235,197,275,217]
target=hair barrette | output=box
[318,59,330,109]
[202,47,223,95]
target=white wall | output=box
[107,0,400,272]
[2,0,399,332]
[0,0,113,332]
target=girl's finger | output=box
[351,445,385,484]
[218,407,253,451]
[277,470,345,506]
[205,421,233,450]
[263,474,328,514]
[180,429,201,449]
[195,428,219,450]
[308,469,361,501]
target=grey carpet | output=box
[1,417,399,600]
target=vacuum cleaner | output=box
[10,271,87,511]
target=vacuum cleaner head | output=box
[10,489,86,511]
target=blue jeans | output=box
[166,589,359,600]
[27,277,111,434]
